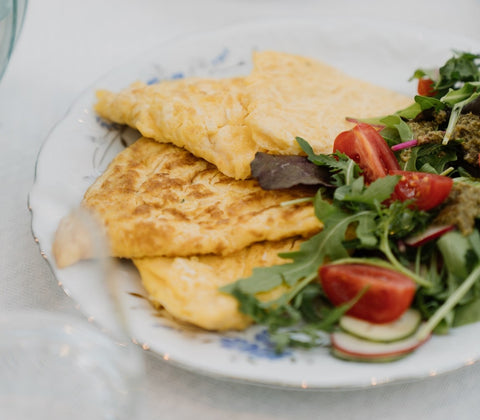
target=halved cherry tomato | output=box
[389,170,453,211]
[334,123,453,210]
[319,263,416,324]
[333,122,400,182]
[417,78,437,97]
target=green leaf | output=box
[443,90,480,144]
[437,230,471,281]
[410,68,437,82]
[335,175,399,205]
[414,95,445,112]
[293,283,324,322]
[355,216,378,248]
[296,138,361,187]
[436,51,480,93]
[468,229,480,259]
[395,102,423,120]
[453,297,480,327]
[418,163,438,174]
[403,147,419,172]
[313,189,335,220]
[296,136,316,159]
[380,115,414,141]
[267,286,368,352]
[440,83,479,106]
[221,206,373,296]
[315,287,369,330]
[404,143,458,174]
[417,264,480,340]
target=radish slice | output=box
[405,225,455,247]
[391,139,418,151]
[331,328,430,362]
[339,309,421,343]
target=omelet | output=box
[95,51,412,179]
[133,237,300,331]
[244,51,412,155]
[52,137,320,268]
[95,77,255,179]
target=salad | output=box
[222,51,480,362]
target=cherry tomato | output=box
[417,78,437,97]
[333,122,400,182]
[319,263,416,324]
[389,170,453,211]
[333,123,453,210]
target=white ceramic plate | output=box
[29,17,480,389]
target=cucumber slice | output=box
[339,309,421,343]
[331,328,429,363]
[331,346,410,363]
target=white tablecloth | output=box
[2,0,480,418]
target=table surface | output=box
[2,0,480,418]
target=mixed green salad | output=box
[222,51,480,362]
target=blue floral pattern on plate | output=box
[220,329,293,360]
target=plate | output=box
[29,17,480,389]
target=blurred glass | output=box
[0,0,27,81]
[0,311,144,419]
[0,209,145,419]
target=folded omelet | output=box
[53,138,320,268]
[244,51,412,155]
[95,77,255,179]
[95,51,412,179]
[134,237,299,331]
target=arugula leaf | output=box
[354,216,378,248]
[334,175,399,207]
[373,204,433,287]
[417,264,480,340]
[296,137,360,187]
[412,229,480,336]
[223,209,367,297]
[262,284,368,353]
[403,143,458,174]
